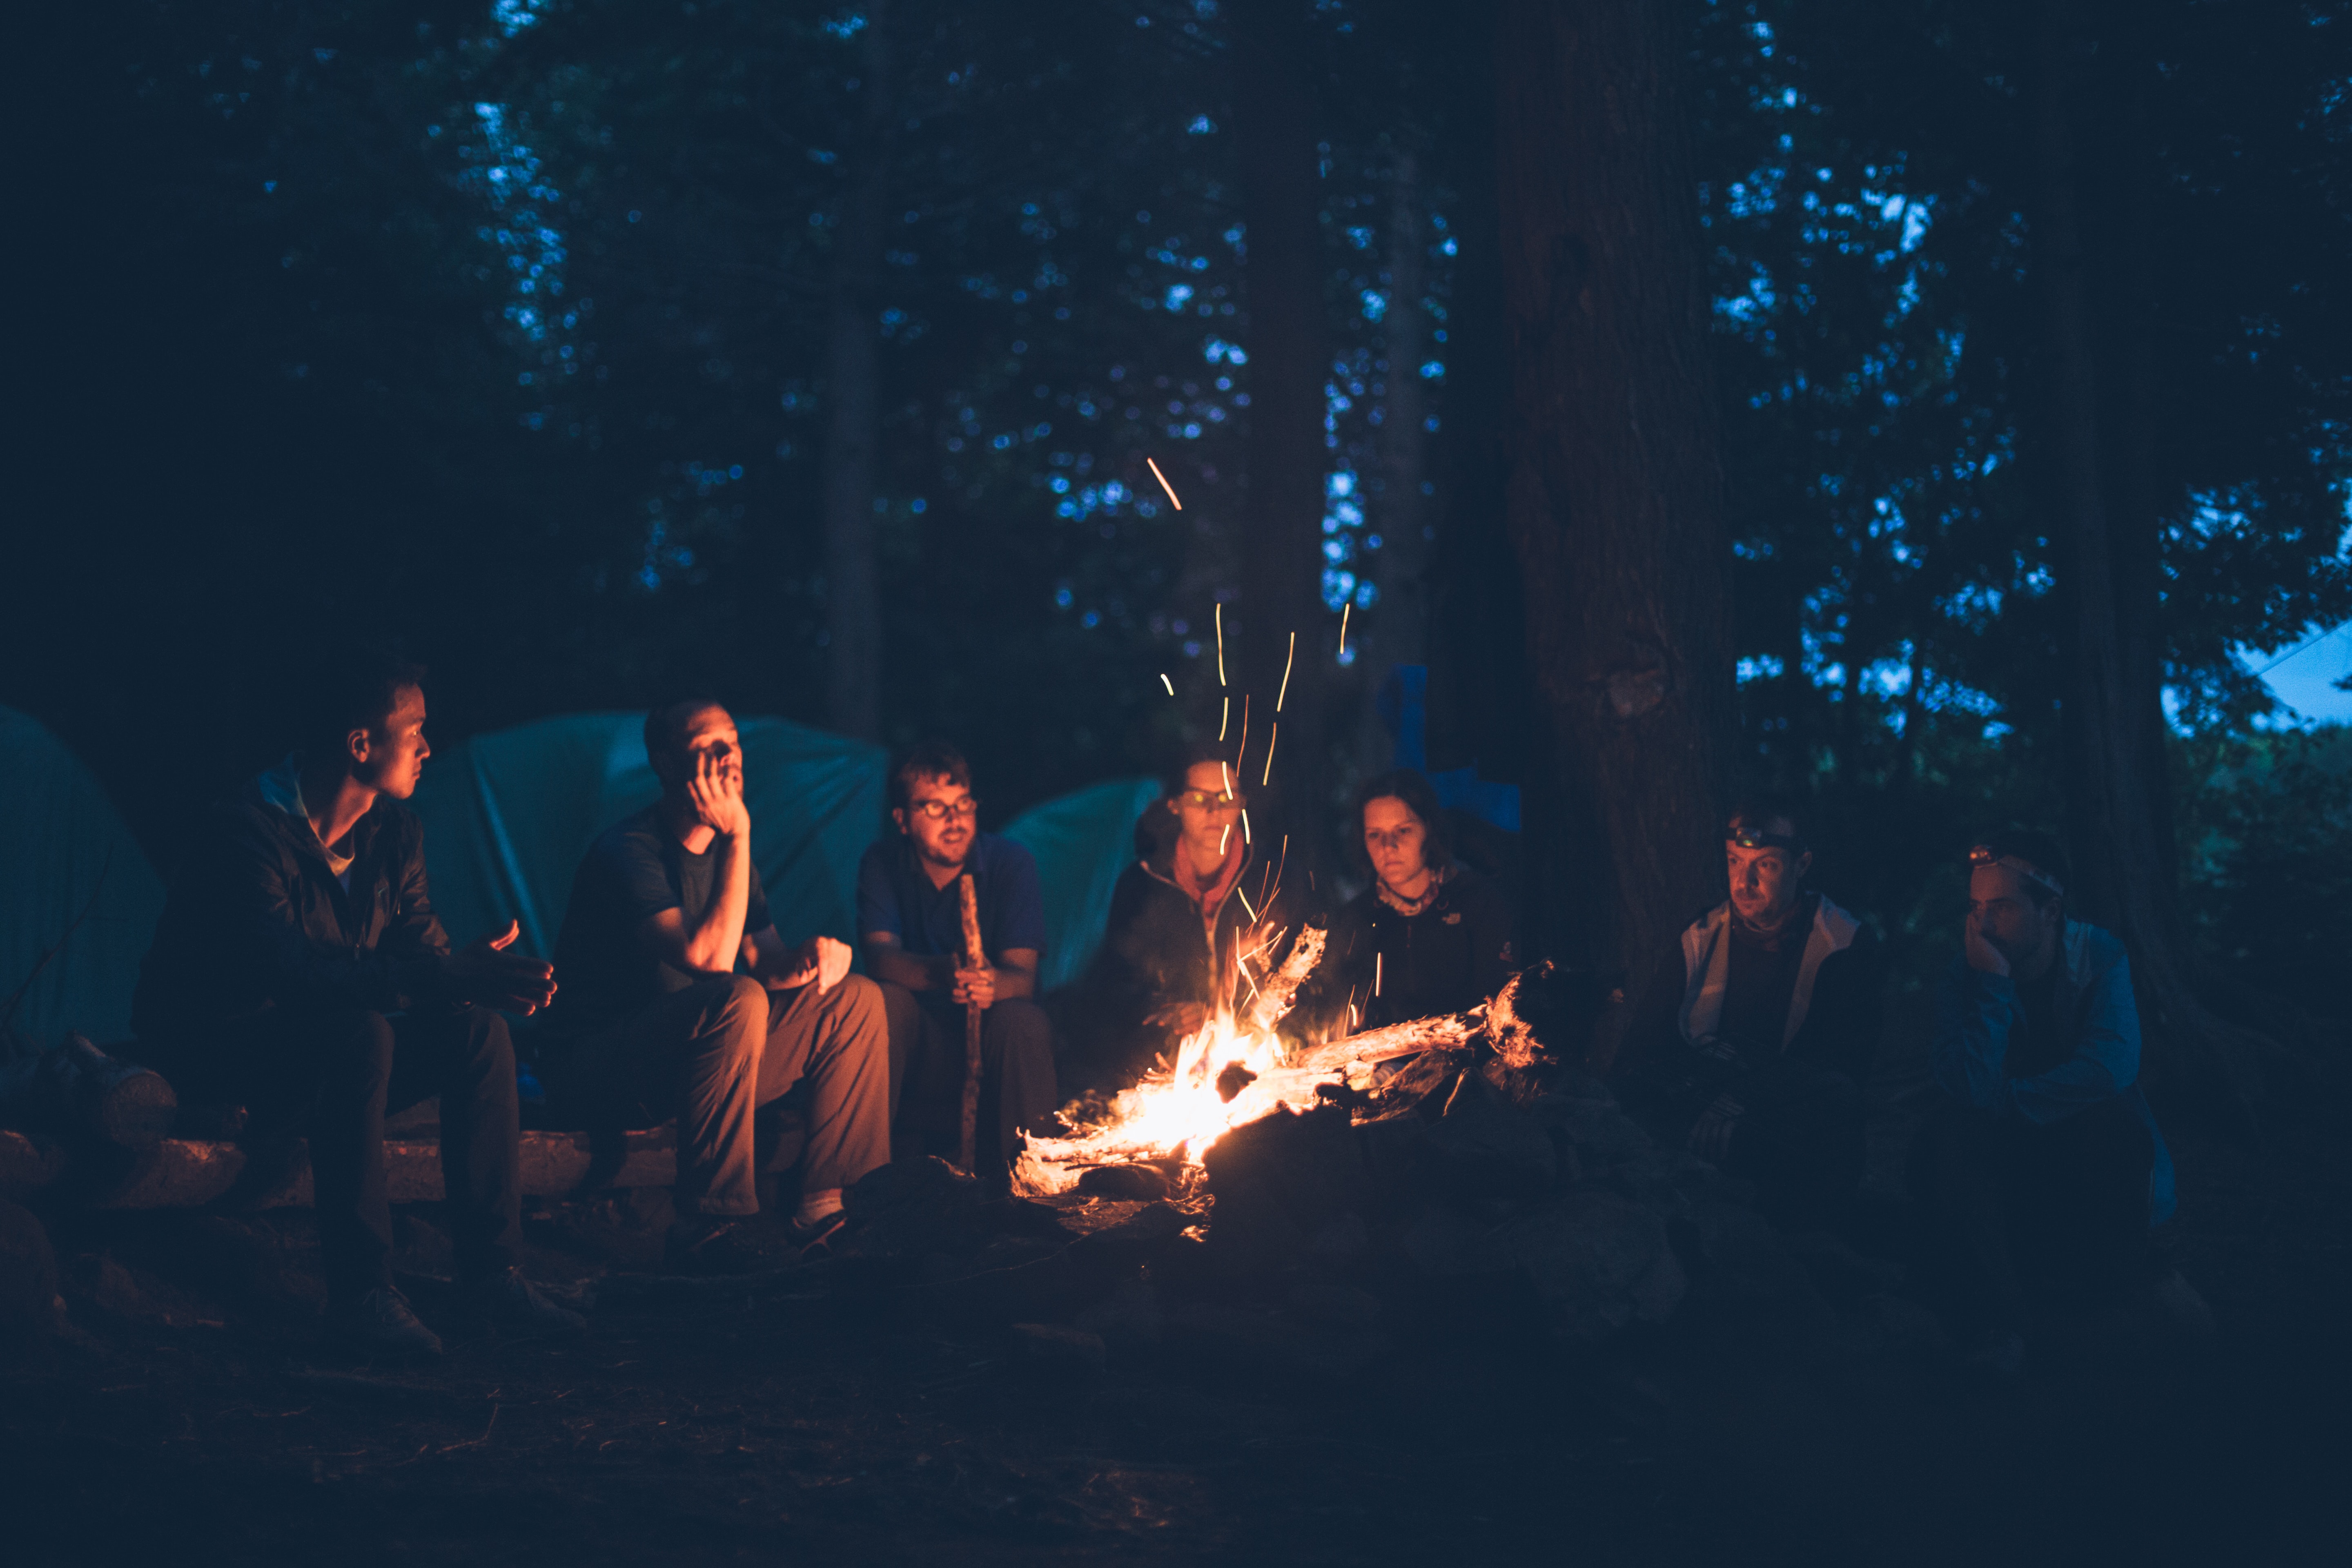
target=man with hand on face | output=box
[856,742,1055,1183]
[542,699,889,1272]
[134,647,581,1357]
[1916,831,2176,1379]
[1618,797,1882,1230]
[1298,769,1516,1037]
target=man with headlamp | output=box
[1619,797,1882,1230]
[1918,830,2176,1379]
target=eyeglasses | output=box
[1967,843,2065,897]
[1728,824,1800,852]
[1176,788,1243,811]
[909,797,979,822]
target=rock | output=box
[1202,1106,1366,1268]
[1677,1200,1833,1348]
[1536,1096,1652,1168]
[1508,1191,1686,1342]
[1009,1322,1107,1378]
[0,1199,60,1343]
[1355,1114,1432,1200]
[1397,1203,1514,1278]
[1601,1147,1711,1218]
[1075,1163,1171,1201]
[1424,1072,1556,1196]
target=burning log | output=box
[1291,1013,1478,1078]
[1245,923,1325,1038]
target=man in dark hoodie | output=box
[1617,797,1882,1229]
[1082,744,1307,1086]
[134,648,583,1356]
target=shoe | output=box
[785,1209,847,1254]
[329,1286,444,1359]
[663,1218,777,1276]
[1962,1330,2025,1383]
[468,1265,588,1337]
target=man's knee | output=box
[686,974,770,1066]
[454,1006,517,1069]
[831,972,886,1028]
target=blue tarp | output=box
[0,706,167,1047]
[1002,777,1163,991]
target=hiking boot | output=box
[467,1265,588,1338]
[329,1286,443,1359]
[663,1218,776,1276]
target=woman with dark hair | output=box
[1077,741,1310,1085]
[1297,769,1517,1037]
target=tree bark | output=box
[2031,5,2263,1122]
[820,1,894,742]
[1375,145,1432,672]
[1232,1,1333,853]
[1493,0,1734,1000]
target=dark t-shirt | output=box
[856,832,1047,963]
[2008,965,2067,1079]
[1717,901,1812,1063]
[548,806,772,1034]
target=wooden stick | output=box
[958,873,985,1176]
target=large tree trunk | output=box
[1375,145,1432,673]
[2031,6,2263,1123]
[1232,2,1333,858]
[1493,0,1734,1008]
[820,1,894,742]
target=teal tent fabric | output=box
[1001,777,1162,991]
[406,713,887,960]
[0,707,167,1047]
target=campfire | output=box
[1011,926,1533,1197]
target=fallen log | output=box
[0,1034,177,1150]
[0,1127,678,1209]
[1292,1012,1479,1077]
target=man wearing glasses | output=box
[1617,797,1882,1231]
[1916,830,2178,1379]
[857,741,1055,1185]
[541,699,890,1271]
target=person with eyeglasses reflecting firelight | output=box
[857,740,1055,1188]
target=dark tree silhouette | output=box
[1494,0,1736,1011]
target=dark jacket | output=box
[1295,867,1516,1037]
[1935,919,2175,1225]
[133,767,454,1042]
[1618,894,1882,1126]
[1085,807,1310,1044]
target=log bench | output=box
[0,1123,677,1209]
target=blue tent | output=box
[0,706,167,1047]
[406,713,887,959]
[407,710,1158,990]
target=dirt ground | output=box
[5,1085,2347,1566]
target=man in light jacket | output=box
[1619,798,1882,1229]
[1917,830,2175,1378]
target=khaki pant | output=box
[552,973,890,1217]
